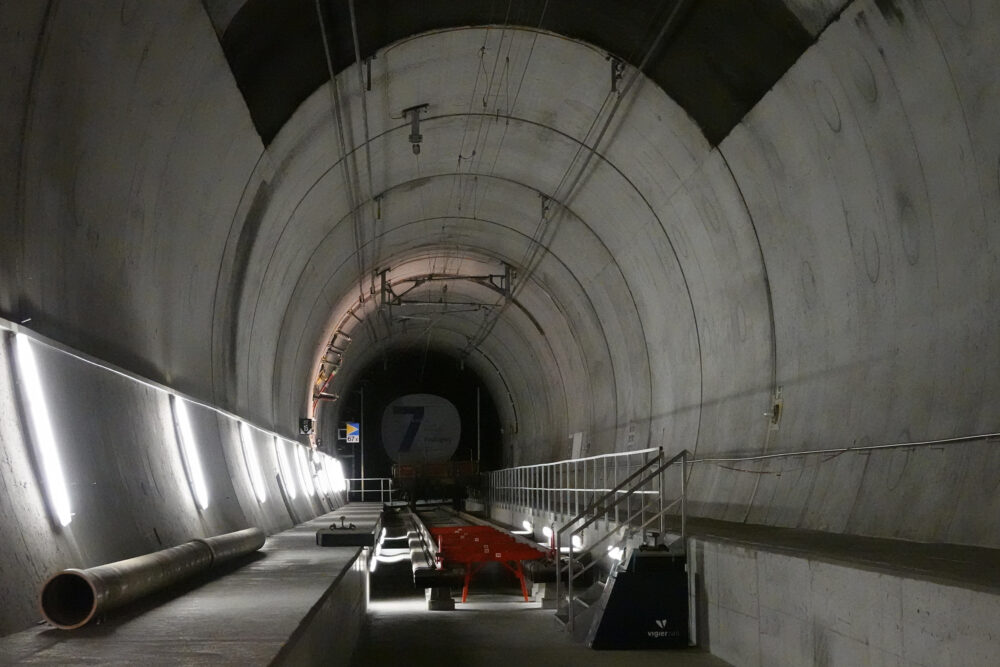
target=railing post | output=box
[573,461,580,516]
[603,456,608,530]
[555,527,562,615]
[545,464,550,515]
[564,461,569,518]
[614,456,619,525]
[534,466,538,511]
[681,450,687,550]
[567,527,575,632]
[658,448,665,539]
[626,460,631,532]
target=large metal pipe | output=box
[39,527,265,629]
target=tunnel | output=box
[1,0,999,664]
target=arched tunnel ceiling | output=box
[231,24,721,459]
[211,0,821,146]
[1,0,998,553]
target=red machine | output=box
[429,525,547,602]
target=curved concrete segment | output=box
[0,0,998,641]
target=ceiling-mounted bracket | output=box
[608,55,625,93]
[402,103,430,154]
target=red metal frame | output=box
[429,525,545,602]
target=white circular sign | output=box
[380,394,461,463]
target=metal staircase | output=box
[554,449,690,644]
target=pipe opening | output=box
[40,572,96,629]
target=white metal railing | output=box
[556,449,688,632]
[346,477,395,503]
[484,447,689,632]
[485,447,662,522]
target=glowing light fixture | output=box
[14,334,72,526]
[512,519,533,535]
[239,423,267,503]
[542,526,553,540]
[171,397,209,510]
[330,457,347,493]
[572,534,583,549]
[295,446,315,496]
[312,451,329,495]
[322,456,337,495]
[607,545,624,561]
[274,437,297,500]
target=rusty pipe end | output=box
[39,569,100,630]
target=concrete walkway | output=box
[0,505,381,665]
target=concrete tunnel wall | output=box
[1,0,998,637]
[0,324,342,634]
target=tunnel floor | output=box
[354,556,728,667]
[0,506,381,665]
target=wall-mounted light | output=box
[13,333,72,527]
[330,457,347,493]
[171,396,209,510]
[321,455,337,495]
[513,519,533,535]
[312,451,329,495]
[274,437,297,500]
[295,445,315,496]
[239,423,267,503]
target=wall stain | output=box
[874,0,905,23]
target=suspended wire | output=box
[315,0,365,300]
[437,1,516,279]
[348,0,382,269]
[462,0,692,357]
[315,0,380,349]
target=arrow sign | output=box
[345,422,360,443]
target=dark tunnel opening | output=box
[325,349,503,487]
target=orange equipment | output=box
[429,525,547,602]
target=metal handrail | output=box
[497,447,660,472]
[345,477,395,503]
[485,448,662,516]
[560,449,687,540]
[557,449,689,632]
[564,495,685,586]
[566,497,682,585]
[556,452,665,535]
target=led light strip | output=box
[172,397,209,510]
[240,423,267,503]
[14,334,72,526]
[275,437,297,500]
